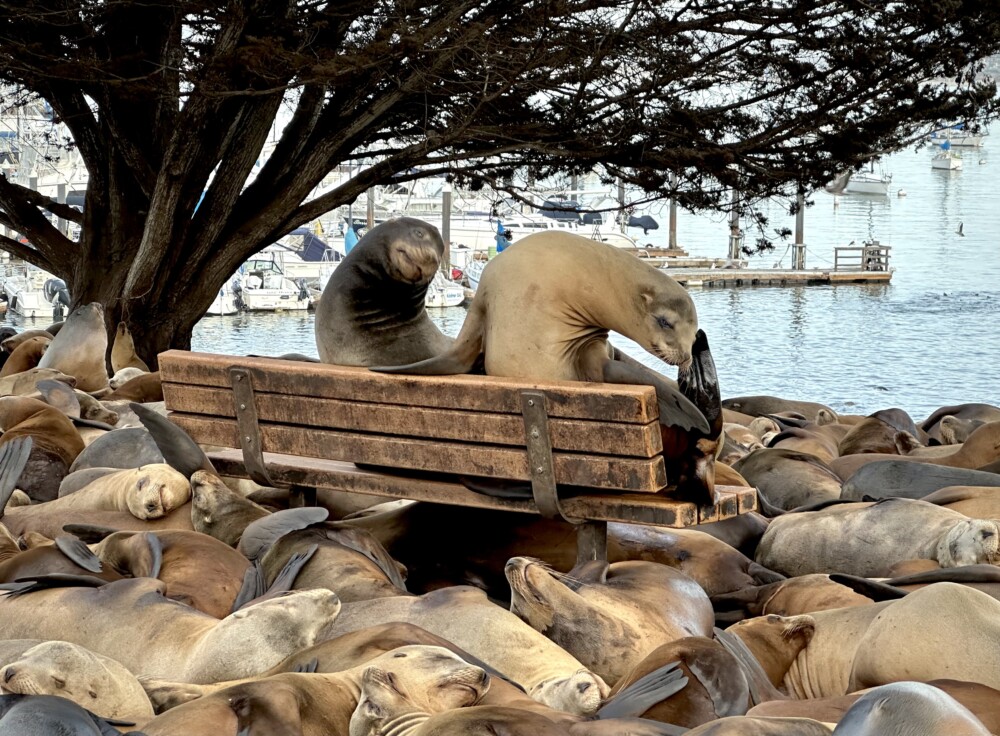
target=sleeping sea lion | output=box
[0,337,50,378]
[314,217,453,367]
[375,232,718,503]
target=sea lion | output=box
[755,498,1000,576]
[733,449,842,512]
[506,557,714,685]
[59,468,120,496]
[111,322,150,373]
[684,716,833,735]
[609,637,750,727]
[0,524,122,583]
[0,337,49,378]
[0,396,85,502]
[0,640,153,722]
[0,693,145,735]
[37,302,110,393]
[0,367,75,397]
[375,232,718,503]
[0,330,52,354]
[324,585,610,715]
[110,366,147,390]
[836,416,903,456]
[721,396,837,424]
[840,460,1000,501]
[923,403,1000,445]
[104,371,164,403]
[0,578,342,683]
[711,574,873,623]
[94,530,250,618]
[729,583,1000,699]
[749,680,1000,733]
[314,217,453,367]
[33,381,120,428]
[765,427,841,464]
[921,485,1000,517]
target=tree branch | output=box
[0,233,55,272]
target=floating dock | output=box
[665,267,893,288]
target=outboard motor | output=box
[231,278,247,312]
[296,278,310,302]
[43,278,71,320]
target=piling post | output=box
[56,183,67,235]
[793,191,806,270]
[442,183,452,273]
[669,172,678,250]
[366,189,375,229]
[728,188,741,260]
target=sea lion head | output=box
[349,645,491,736]
[199,589,341,680]
[727,614,816,688]
[125,464,192,519]
[635,275,698,368]
[528,670,609,716]
[937,519,1000,567]
[381,218,445,286]
[190,470,267,546]
[0,641,149,720]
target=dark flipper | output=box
[61,524,119,543]
[713,627,787,705]
[596,661,687,719]
[2,573,108,597]
[887,564,1000,586]
[603,355,709,434]
[130,402,217,477]
[231,560,267,612]
[237,507,329,562]
[292,657,320,674]
[0,436,33,520]
[54,535,103,573]
[828,574,909,601]
[130,532,164,579]
[233,546,318,612]
[371,304,485,375]
[262,545,318,599]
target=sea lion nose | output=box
[3,667,15,683]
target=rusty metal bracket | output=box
[230,368,280,489]
[576,521,608,565]
[521,390,578,524]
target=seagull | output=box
[956,222,965,237]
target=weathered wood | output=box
[171,414,668,493]
[162,383,663,458]
[159,351,660,423]
[205,448,756,527]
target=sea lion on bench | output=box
[314,217,453,367]
[374,232,719,504]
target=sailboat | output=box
[843,162,892,196]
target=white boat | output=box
[931,151,963,170]
[463,259,487,291]
[844,168,892,196]
[205,283,239,316]
[0,261,68,319]
[231,253,311,312]
[929,127,987,148]
[424,272,467,308]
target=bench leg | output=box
[289,485,317,508]
[576,521,608,565]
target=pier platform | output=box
[667,267,893,288]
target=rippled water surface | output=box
[12,130,995,421]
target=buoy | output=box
[897,189,907,197]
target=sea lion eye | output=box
[656,316,673,330]
[53,677,66,688]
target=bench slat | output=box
[163,384,663,458]
[160,350,660,423]
[172,414,669,493]
[206,449,756,527]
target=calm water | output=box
[7,130,997,419]
[196,131,1000,419]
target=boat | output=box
[843,166,892,196]
[205,283,239,316]
[931,150,963,170]
[231,252,311,312]
[929,126,987,148]
[424,272,467,308]
[0,260,69,319]
[464,258,487,291]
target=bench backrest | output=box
[160,350,668,493]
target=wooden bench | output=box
[160,350,756,563]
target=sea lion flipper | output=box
[61,523,119,543]
[0,436,33,519]
[232,560,267,612]
[371,303,485,375]
[677,329,723,434]
[36,379,82,417]
[827,574,908,601]
[596,661,686,719]
[3,573,107,597]
[129,402,217,478]
[566,559,610,587]
[602,356,710,434]
[236,507,329,562]
[130,532,164,579]
[292,657,320,674]
[713,627,786,704]
[264,544,319,598]
[54,534,104,573]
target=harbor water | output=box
[7,128,999,419]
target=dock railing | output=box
[834,241,891,272]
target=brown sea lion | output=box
[684,716,832,735]
[110,367,147,390]
[733,448,842,512]
[374,231,719,504]
[0,578,342,683]
[0,639,153,723]
[921,485,1000,517]
[922,403,1000,445]
[0,396,85,502]
[506,557,714,685]
[0,524,121,583]
[0,338,49,378]
[1,503,196,540]
[37,302,109,393]
[755,498,1000,577]
[711,574,873,623]
[104,371,163,403]
[721,396,838,424]
[314,217,453,367]
[831,681,991,735]
[111,323,150,373]
[0,330,52,354]
[94,530,250,618]
[0,367,75,397]
[749,679,1000,733]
